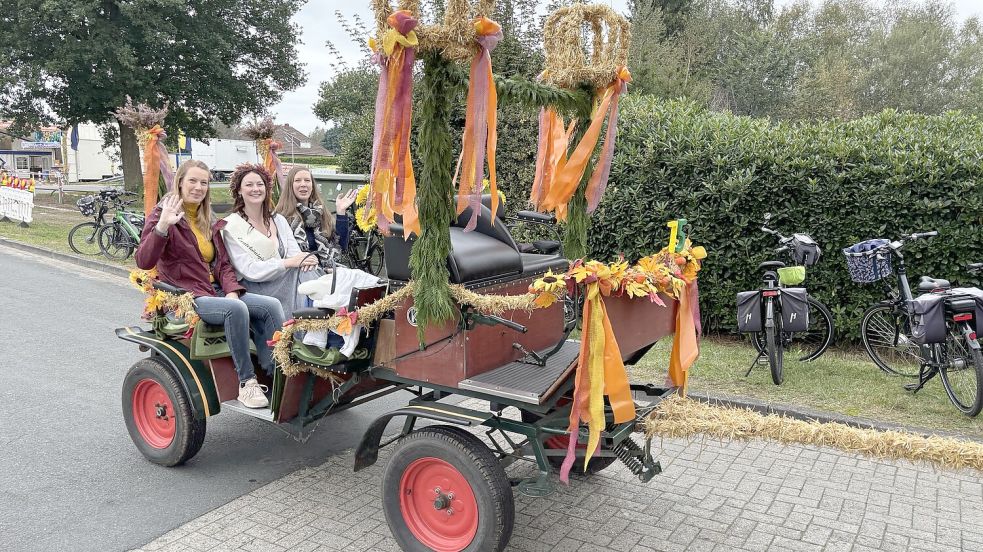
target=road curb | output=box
[0,236,129,279]
[690,390,983,443]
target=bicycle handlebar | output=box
[910,231,938,240]
[968,263,983,274]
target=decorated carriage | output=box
[117,2,704,550]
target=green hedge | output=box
[589,97,983,340]
[288,155,338,166]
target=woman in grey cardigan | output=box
[218,164,318,315]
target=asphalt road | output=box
[0,247,410,552]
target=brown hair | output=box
[229,163,273,222]
[167,159,213,233]
[274,165,334,238]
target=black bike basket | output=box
[790,234,821,267]
[952,287,983,333]
[842,239,892,283]
[736,291,763,333]
[76,196,96,217]
[780,288,810,333]
[909,293,946,345]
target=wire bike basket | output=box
[842,239,892,283]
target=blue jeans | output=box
[194,293,285,383]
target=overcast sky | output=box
[270,0,982,135]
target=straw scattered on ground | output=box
[646,395,983,472]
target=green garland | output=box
[444,62,592,118]
[561,91,595,259]
[409,53,457,341]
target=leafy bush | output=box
[288,155,339,166]
[590,97,983,340]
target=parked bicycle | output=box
[847,233,983,416]
[737,214,835,385]
[96,194,145,260]
[68,188,125,255]
[340,215,385,276]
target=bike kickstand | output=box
[745,352,766,377]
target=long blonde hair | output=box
[168,159,214,233]
[274,166,334,237]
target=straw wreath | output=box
[371,0,497,61]
[542,4,631,89]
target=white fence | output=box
[0,176,35,225]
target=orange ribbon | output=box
[142,125,166,215]
[538,67,631,219]
[669,281,699,393]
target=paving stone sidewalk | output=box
[135,415,983,552]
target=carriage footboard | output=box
[457,340,580,404]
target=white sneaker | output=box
[238,378,269,409]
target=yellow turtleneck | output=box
[183,202,214,263]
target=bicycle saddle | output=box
[918,276,951,292]
[758,261,786,272]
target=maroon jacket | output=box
[135,205,245,298]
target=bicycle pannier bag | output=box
[909,293,946,345]
[790,234,821,267]
[951,287,983,334]
[737,291,762,333]
[780,288,810,332]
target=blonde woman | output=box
[135,159,282,409]
[274,166,356,267]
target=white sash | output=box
[222,213,277,261]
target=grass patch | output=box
[633,336,983,439]
[0,202,136,269]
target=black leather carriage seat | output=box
[382,196,568,285]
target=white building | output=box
[66,123,120,182]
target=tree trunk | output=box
[118,120,143,194]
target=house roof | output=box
[273,124,333,157]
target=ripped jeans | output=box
[194,292,285,383]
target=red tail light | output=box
[970,332,978,341]
[762,290,779,297]
[954,313,973,322]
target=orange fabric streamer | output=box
[538,67,631,219]
[369,10,420,238]
[454,17,503,230]
[142,126,166,216]
[559,278,636,483]
[669,281,699,393]
[529,109,576,212]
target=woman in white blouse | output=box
[218,164,318,314]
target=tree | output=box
[0,0,305,192]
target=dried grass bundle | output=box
[113,96,169,131]
[646,396,983,473]
[542,4,630,89]
[241,118,278,141]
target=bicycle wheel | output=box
[68,222,103,255]
[753,295,834,361]
[939,321,983,416]
[97,223,135,261]
[766,298,784,385]
[366,244,385,276]
[861,304,921,377]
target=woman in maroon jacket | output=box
[135,159,283,409]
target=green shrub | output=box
[590,97,983,340]
[287,154,339,166]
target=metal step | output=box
[221,400,275,422]
[458,341,580,404]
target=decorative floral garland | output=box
[129,268,200,331]
[527,240,707,309]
